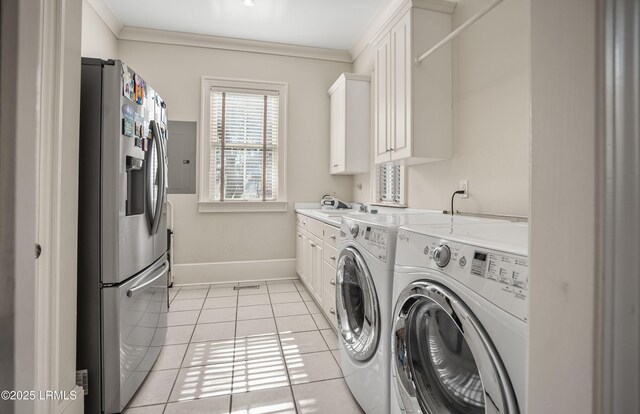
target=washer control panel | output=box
[342,219,390,263]
[396,229,529,322]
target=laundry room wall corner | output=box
[529,0,601,412]
[81,0,119,59]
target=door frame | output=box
[597,0,640,412]
[1,0,44,412]
[1,0,84,413]
[0,0,29,410]
[34,0,84,412]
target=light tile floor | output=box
[123,279,364,413]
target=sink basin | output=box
[320,210,363,217]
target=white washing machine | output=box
[391,222,528,414]
[335,213,505,414]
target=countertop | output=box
[294,207,357,227]
[294,203,445,227]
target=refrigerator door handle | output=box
[126,260,169,297]
[147,121,164,235]
[145,125,156,233]
[151,121,165,234]
[156,124,168,227]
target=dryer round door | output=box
[392,280,519,414]
[336,246,380,362]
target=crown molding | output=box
[86,0,455,64]
[350,0,456,61]
[85,0,350,62]
[350,0,405,61]
[85,0,123,36]
[118,26,352,63]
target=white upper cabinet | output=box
[374,1,454,165]
[374,33,392,164]
[328,73,371,175]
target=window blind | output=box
[209,90,279,201]
[378,164,401,203]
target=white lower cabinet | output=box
[323,288,338,331]
[322,260,339,331]
[295,229,303,277]
[309,234,323,304]
[296,229,310,287]
[295,214,340,331]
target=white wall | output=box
[529,0,599,412]
[352,0,530,217]
[118,41,353,283]
[81,0,118,59]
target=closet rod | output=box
[415,0,505,65]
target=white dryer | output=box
[335,213,504,414]
[391,222,528,414]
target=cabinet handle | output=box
[310,242,317,247]
[330,255,336,260]
[330,235,336,240]
[297,234,302,238]
[333,164,340,168]
[330,279,336,286]
[330,307,336,314]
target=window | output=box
[375,164,406,206]
[199,77,287,212]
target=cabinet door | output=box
[313,240,324,303]
[300,231,310,287]
[374,33,392,164]
[391,11,412,160]
[295,228,303,277]
[323,259,337,295]
[307,236,322,303]
[329,85,346,174]
[322,288,338,330]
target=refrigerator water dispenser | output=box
[126,155,145,216]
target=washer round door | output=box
[392,280,519,414]
[336,246,380,362]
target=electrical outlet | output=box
[459,180,469,198]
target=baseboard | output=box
[57,386,84,414]
[173,258,297,285]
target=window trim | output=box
[198,76,288,213]
[372,164,407,207]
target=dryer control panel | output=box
[396,229,529,322]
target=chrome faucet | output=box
[358,204,378,214]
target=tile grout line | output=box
[270,273,348,409]
[160,283,181,414]
[164,283,212,410]
[290,278,312,414]
[127,283,181,413]
[132,281,346,413]
[168,285,180,306]
[295,281,343,369]
[229,282,241,413]
[265,280,300,414]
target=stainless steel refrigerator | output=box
[77,59,169,413]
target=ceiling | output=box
[106,0,388,50]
